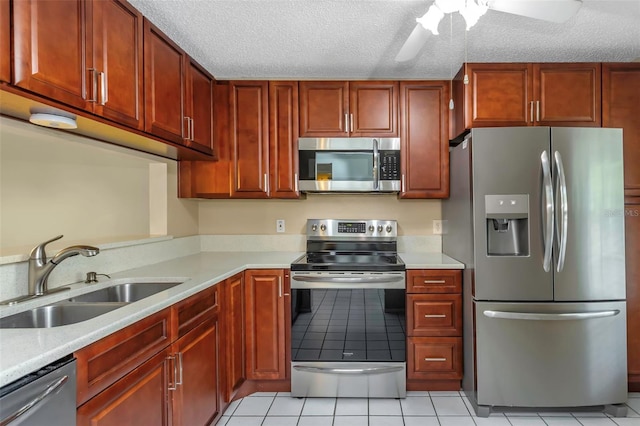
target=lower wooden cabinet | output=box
[170,316,220,426]
[406,269,463,390]
[223,272,246,400]
[77,348,172,426]
[626,200,640,391]
[76,286,221,426]
[244,269,288,380]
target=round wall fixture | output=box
[29,113,78,129]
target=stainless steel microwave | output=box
[297,138,401,193]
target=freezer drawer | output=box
[475,301,627,408]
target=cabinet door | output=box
[626,200,640,391]
[269,81,300,198]
[13,0,89,110]
[172,316,220,426]
[603,63,640,197]
[350,81,398,137]
[90,0,144,129]
[407,337,463,381]
[245,269,286,380]
[299,81,349,136]
[77,349,171,426]
[144,19,185,144]
[0,0,9,83]
[230,81,270,198]
[224,273,245,400]
[185,59,215,156]
[407,294,462,337]
[534,63,601,127]
[399,81,449,198]
[464,63,532,128]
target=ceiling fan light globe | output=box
[460,1,489,30]
[417,5,444,35]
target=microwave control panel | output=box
[380,151,400,180]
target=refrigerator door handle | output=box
[483,310,620,321]
[554,151,568,272]
[541,150,554,272]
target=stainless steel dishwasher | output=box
[0,356,76,426]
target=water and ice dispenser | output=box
[485,194,530,256]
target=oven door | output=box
[290,271,406,398]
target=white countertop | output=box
[0,251,462,388]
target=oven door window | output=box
[291,289,406,362]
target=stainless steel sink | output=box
[67,282,182,303]
[0,303,126,328]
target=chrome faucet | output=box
[28,235,100,296]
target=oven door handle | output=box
[292,275,404,284]
[292,365,404,375]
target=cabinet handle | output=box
[294,173,299,193]
[88,68,98,103]
[402,174,406,193]
[264,173,269,194]
[536,100,540,122]
[529,101,534,123]
[99,71,107,105]
[424,314,447,318]
[167,355,177,390]
[190,118,195,141]
[423,280,446,284]
[278,276,282,298]
[350,113,354,133]
[424,357,447,362]
[344,113,349,133]
[176,352,184,386]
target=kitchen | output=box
[1,0,639,425]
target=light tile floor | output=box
[217,392,640,426]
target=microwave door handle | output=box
[373,139,379,190]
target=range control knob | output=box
[368,225,375,232]
[320,224,326,231]
[311,224,317,231]
[377,225,383,232]
[386,225,393,233]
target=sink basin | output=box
[67,282,182,303]
[0,303,126,328]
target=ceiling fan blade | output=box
[395,23,430,63]
[487,0,583,23]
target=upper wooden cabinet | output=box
[144,19,215,153]
[603,63,640,197]
[13,0,144,128]
[269,81,300,198]
[299,81,398,137]
[399,81,449,199]
[230,80,270,198]
[1,0,10,83]
[452,63,601,136]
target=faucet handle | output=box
[30,235,64,261]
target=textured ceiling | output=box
[127,0,640,80]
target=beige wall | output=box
[198,195,441,236]
[0,117,198,256]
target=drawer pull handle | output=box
[423,280,446,284]
[424,357,447,362]
[424,314,446,318]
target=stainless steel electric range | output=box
[290,219,407,398]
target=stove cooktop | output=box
[290,253,405,272]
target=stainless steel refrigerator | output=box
[443,127,627,417]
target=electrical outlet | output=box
[433,220,443,235]
[276,219,285,233]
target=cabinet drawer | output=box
[407,270,461,293]
[75,308,172,406]
[174,285,219,338]
[407,294,462,336]
[407,337,462,380]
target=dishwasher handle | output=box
[0,375,69,426]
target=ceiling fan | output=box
[395,0,583,62]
